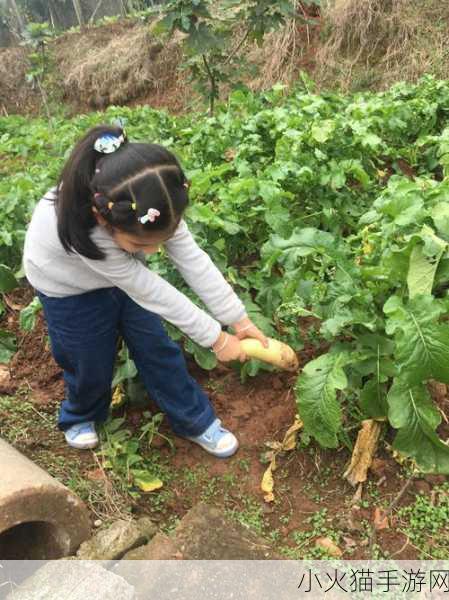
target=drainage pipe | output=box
[0,438,91,559]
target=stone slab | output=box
[4,561,136,600]
[76,517,157,560]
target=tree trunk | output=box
[119,0,127,16]
[88,0,105,23]
[48,1,56,29]
[8,0,25,34]
[72,0,84,29]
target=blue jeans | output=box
[37,287,216,436]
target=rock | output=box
[133,502,280,560]
[115,503,284,599]
[135,516,158,539]
[123,533,175,560]
[76,517,157,560]
[5,561,136,600]
[315,537,343,557]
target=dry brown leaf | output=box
[260,418,302,503]
[281,417,303,451]
[224,148,237,161]
[3,295,24,311]
[85,468,106,482]
[343,419,382,487]
[373,507,389,530]
[0,365,10,387]
[315,537,343,557]
[265,441,283,451]
[261,464,274,494]
[135,475,163,492]
[263,491,275,503]
[111,383,125,407]
[261,452,277,503]
[391,447,409,465]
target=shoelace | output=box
[70,422,95,436]
[201,419,228,444]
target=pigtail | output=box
[54,128,188,260]
[55,124,125,259]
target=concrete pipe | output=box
[0,438,91,559]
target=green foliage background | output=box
[3,75,449,472]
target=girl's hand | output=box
[231,317,269,348]
[212,331,247,363]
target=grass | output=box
[278,507,343,559]
[226,496,268,536]
[394,483,449,559]
[317,0,449,93]
[1,390,448,559]
[0,390,55,444]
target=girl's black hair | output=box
[55,124,189,260]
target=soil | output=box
[1,285,448,561]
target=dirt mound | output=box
[0,46,40,116]
[53,20,185,112]
[317,0,449,91]
[3,1,449,115]
[0,20,186,116]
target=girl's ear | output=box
[92,208,107,227]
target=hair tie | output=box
[94,133,125,154]
[139,208,160,224]
[108,202,114,210]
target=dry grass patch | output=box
[316,0,449,91]
[0,46,39,115]
[53,20,185,111]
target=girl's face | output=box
[112,228,171,255]
[94,212,174,254]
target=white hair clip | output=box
[139,208,161,224]
[94,133,125,154]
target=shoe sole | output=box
[185,436,239,458]
[65,438,99,450]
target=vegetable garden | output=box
[2,74,449,558]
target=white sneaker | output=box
[64,421,98,449]
[185,418,239,458]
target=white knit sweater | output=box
[23,188,247,347]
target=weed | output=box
[394,483,449,559]
[237,458,251,473]
[226,496,267,536]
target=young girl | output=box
[23,124,268,458]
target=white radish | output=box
[240,338,299,372]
